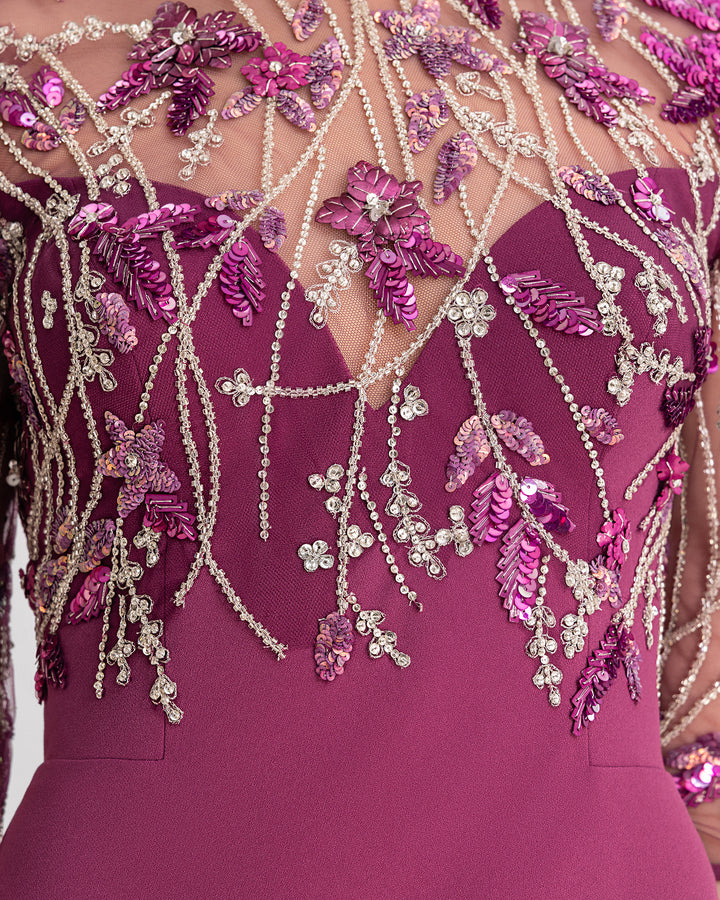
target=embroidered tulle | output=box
[0,0,720,865]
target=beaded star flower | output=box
[374,0,505,78]
[513,12,653,125]
[222,38,344,130]
[315,161,465,329]
[98,2,262,135]
[97,412,181,518]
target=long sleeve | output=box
[659,260,720,864]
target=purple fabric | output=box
[0,172,717,896]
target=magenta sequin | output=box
[98,2,262,135]
[570,621,641,733]
[97,412,181,519]
[643,0,720,32]
[143,493,197,540]
[373,0,507,78]
[292,0,324,40]
[315,161,465,330]
[35,632,66,702]
[94,292,138,354]
[500,270,602,336]
[66,567,111,624]
[520,478,574,534]
[580,406,624,445]
[491,411,550,466]
[590,558,623,608]
[469,473,513,543]
[68,201,197,323]
[596,508,630,570]
[640,29,720,123]
[2,330,39,429]
[593,0,629,41]
[514,12,653,125]
[497,521,541,622]
[662,383,696,428]
[630,176,674,222]
[666,733,720,806]
[406,90,450,153]
[314,611,354,680]
[655,451,689,510]
[558,165,621,205]
[459,0,503,29]
[433,131,478,203]
[242,43,312,97]
[445,414,490,492]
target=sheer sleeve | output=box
[0,225,20,842]
[659,259,720,865]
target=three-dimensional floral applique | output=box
[98,2,262,135]
[630,175,674,222]
[570,619,640,733]
[97,412,181,518]
[373,0,507,78]
[222,38,344,130]
[0,65,86,151]
[68,201,197,323]
[315,161,465,329]
[513,13,653,125]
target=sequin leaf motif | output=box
[497,520,543,622]
[97,412,181,518]
[520,478,575,534]
[98,2,262,135]
[308,38,345,110]
[434,132,478,203]
[570,620,641,733]
[66,567,111,624]
[315,161,465,330]
[558,165,621,205]
[490,410,550,466]
[445,414,490,492]
[596,507,630,570]
[644,0,720,32]
[203,191,286,254]
[660,327,712,427]
[86,292,138,354]
[314,611,354,680]
[459,0,504,29]
[293,0,324,40]
[579,406,623,445]
[665,733,720,806]
[593,0,629,41]
[513,13,653,126]
[500,270,602,336]
[143,493,197,540]
[373,0,507,78]
[405,90,450,153]
[68,202,197,323]
[0,66,86,152]
[469,473,513,543]
[35,633,66,702]
[639,30,720,123]
[2,330,40,429]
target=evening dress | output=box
[0,0,719,896]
